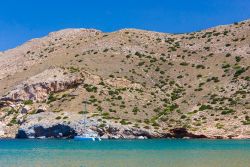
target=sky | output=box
[0,0,250,51]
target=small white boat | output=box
[74,98,101,141]
[74,134,101,141]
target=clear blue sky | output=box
[1,0,250,51]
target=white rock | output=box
[138,136,145,139]
[0,122,5,136]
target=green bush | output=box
[120,119,130,125]
[132,107,140,114]
[235,56,241,62]
[23,100,33,105]
[180,62,189,66]
[221,109,235,115]
[47,94,57,104]
[196,64,205,69]
[103,48,109,52]
[199,105,213,111]
[69,66,80,73]
[138,62,145,66]
[234,67,246,77]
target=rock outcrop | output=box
[13,112,209,139]
[16,124,76,139]
[2,68,82,102]
[14,112,160,139]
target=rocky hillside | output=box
[0,20,249,139]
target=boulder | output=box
[19,105,32,114]
[36,105,47,113]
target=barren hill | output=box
[0,20,249,139]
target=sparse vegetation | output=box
[0,19,250,139]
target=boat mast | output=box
[83,98,87,132]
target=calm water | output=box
[0,139,250,167]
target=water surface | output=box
[0,139,249,167]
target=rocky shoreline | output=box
[1,112,248,140]
[1,122,250,140]
[12,112,207,139]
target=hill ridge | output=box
[0,19,249,139]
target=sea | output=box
[0,139,249,167]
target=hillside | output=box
[0,20,249,139]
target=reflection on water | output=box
[0,139,250,167]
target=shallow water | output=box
[0,139,250,167]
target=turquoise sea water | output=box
[0,139,250,167]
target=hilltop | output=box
[0,20,249,139]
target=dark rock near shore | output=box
[169,128,207,139]
[16,124,76,139]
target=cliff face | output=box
[0,20,250,139]
[3,68,83,102]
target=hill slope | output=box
[0,20,250,139]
